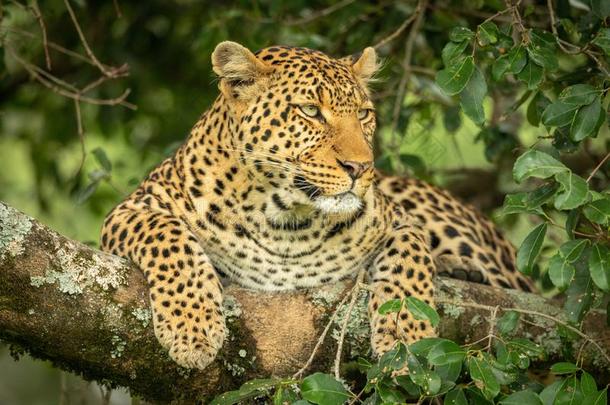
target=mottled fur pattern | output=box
[101,42,533,369]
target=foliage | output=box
[211,300,608,404]
[1,0,609,403]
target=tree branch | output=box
[0,201,608,403]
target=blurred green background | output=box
[0,0,608,403]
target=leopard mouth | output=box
[312,192,362,214]
[292,175,363,214]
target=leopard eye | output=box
[357,109,371,120]
[299,104,320,118]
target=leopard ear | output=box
[212,41,272,86]
[349,47,379,84]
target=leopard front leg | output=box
[368,223,437,357]
[101,206,226,369]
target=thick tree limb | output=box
[0,201,608,403]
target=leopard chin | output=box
[313,192,362,215]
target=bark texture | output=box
[0,201,608,403]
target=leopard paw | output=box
[152,309,226,370]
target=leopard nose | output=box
[337,159,373,180]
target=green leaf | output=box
[590,244,610,292]
[580,371,597,395]
[406,352,429,387]
[405,296,440,327]
[540,380,563,405]
[583,388,608,405]
[459,66,487,125]
[450,26,475,42]
[92,147,112,172]
[527,29,558,71]
[551,362,580,375]
[548,240,588,290]
[507,45,528,74]
[477,21,499,46]
[565,209,580,240]
[75,181,101,205]
[492,54,511,81]
[210,379,279,405]
[395,374,421,397]
[513,149,566,182]
[571,97,603,141]
[559,84,600,106]
[399,153,427,177]
[527,92,551,127]
[499,193,542,216]
[565,260,595,323]
[424,371,442,395]
[436,56,475,96]
[592,28,610,56]
[377,384,407,404]
[559,239,589,262]
[500,390,543,405]
[555,375,584,405]
[541,101,580,127]
[468,357,500,400]
[436,361,462,383]
[442,41,469,65]
[526,183,559,208]
[554,171,590,210]
[517,61,543,90]
[301,373,351,405]
[549,254,576,290]
[507,338,544,358]
[409,337,445,356]
[444,388,468,405]
[583,197,610,225]
[379,342,407,371]
[497,310,520,335]
[378,299,402,315]
[427,340,466,366]
[516,223,547,275]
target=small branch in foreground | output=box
[292,289,352,379]
[586,151,610,183]
[333,268,366,379]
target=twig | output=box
[292,289,352,379]
[547,0,610,76]
[6,27,96,66]
[64,0,117,78]
[112,0,122,18]
[74,99,86,176]
[486,306,499,351]
[333,269,366,379]
[28,0,51,70]
[389,0,428,151]
[7,46,135,108]
[505,0,527,41]
[373,11,419,50]
[587,151,610,183]
[259,0,356,26]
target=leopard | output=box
[100,41,534,370]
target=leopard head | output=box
[212,41,379,215]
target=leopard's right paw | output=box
[152,310,227,370]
